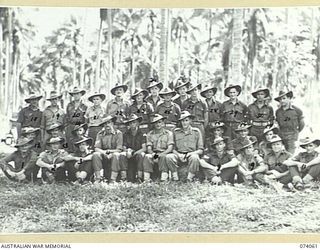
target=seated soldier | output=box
[21,127,42,154]
[0,137,39,182]
[283,137,320,190]
[259,124,279,157]
[69,123,88,153]
[36,137,68,184]
[92,115,126,183]
[237,138,269,187]
[121,114,146,182]
[166,111,204,182]
[64,137,94,184]
[264,135,292,187]
[143,114,174,182]
[200,137,239,184]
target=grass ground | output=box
[1,176,320,233]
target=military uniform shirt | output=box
[264,150,291,173]
[85,105,105,127]
[291,151,319,164]
[95,128,123,150]
[146,129,174,152]
[248,101,274,124]
[237,153,264,171]
[221,99,248,123]
[106,98,131,124]
[123,128,145,151]
[41,106,65,129]
[146,95,162,110]
[207,150,235,166]
[206,98,222,122]
[17,106,42,128]
[182,98,208,123]
[66,101,87,125]
[155,101,181,125]
[275,105,303,133]
[126,101,154,125]
[38,149,68,165]
[1,149,38,171]
[174,126,204,153]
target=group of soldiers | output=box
[1,77,320,191]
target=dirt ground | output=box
[1,176,320,233]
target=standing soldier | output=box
[182,83,208,143]
[122,114,146,182]
[41,91,65,145]
[17,92,43,137]
[106,83,131,134]
[92,116,126,183]
[0,137,39,182]
[156,87,181,130]
[248,88,274,143]
[274,90,305,154]
[145,78,163,110]
[143,114,174,182]
[85,92,106,145]
[200,84,221,125]
[65,87,87,150]
[166,111,204,182]
[221,84,248,140]
[173,78,190,109]
[127,88,154,135]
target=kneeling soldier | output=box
[64,137,94,184]
[283,137,320,190]
[166,111,204,182]
[21,127,42,154]
[36,137,68,184]
[200,137,238,184]
[143,114,174,182]
[0,137,39,182]
[92,115,125,183]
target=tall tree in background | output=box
[159,9,170,87]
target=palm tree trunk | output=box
[5,9,12,117]
[159,9,170,87]
[107,9,112,99]
[0,20,4,115]
[79,9,87,89]
[229,9,243,89]
[95,18,103,91]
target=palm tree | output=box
[159,9,170,87]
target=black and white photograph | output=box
[1,5,320,234]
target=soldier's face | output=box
[181,117,191,128]
[213,128,223,137]
[50,142,61,151]
[256,91,266,101]
[244,144,254,155]
[239,129,249,138]
[78,142,89,152]
[177,86,187,95]
[30,99,39,107]
[135,93,145,102]
[19,145,31,154]
[77,127,85,136]
[215,141,226,152]
[305,143,317,153]
[50,98,59,106]
[104,120,113,130]
[190,88,198,98]
[92,96,102,105]
[154,119,164,130]
[129,120,139,129]
[72,93,82,101]
[150,86,160,95]
[25,132,36,140]
[163,94,172,102]
[228,88,239,99]
[271,141,283,153]
[204,90,214,99]
[115,88,124,97]
[279,95,290,106]
[265,131,274,141]
[51,128,60,137]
